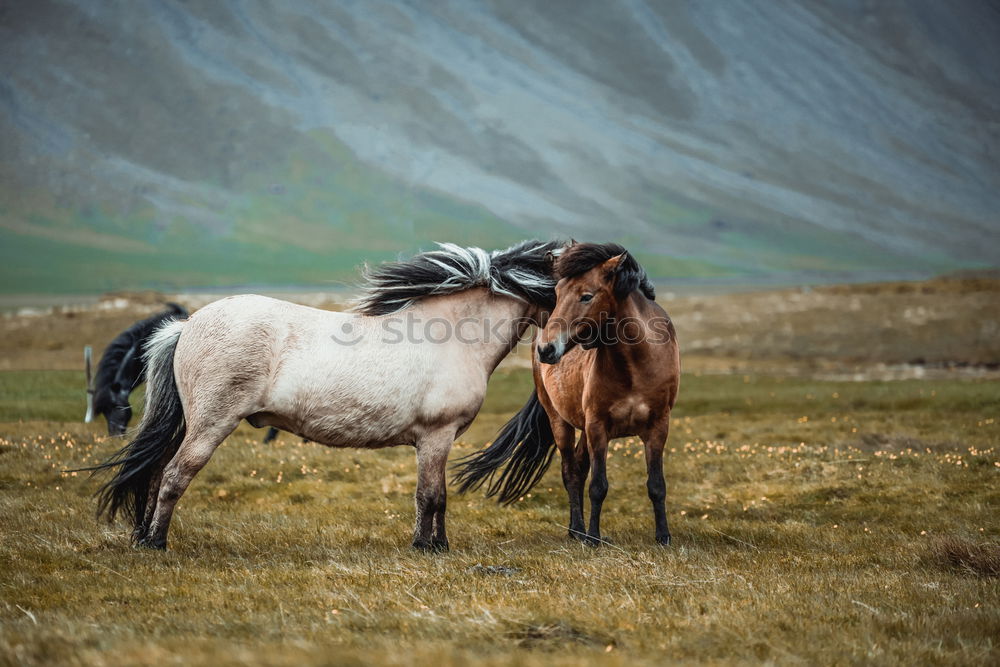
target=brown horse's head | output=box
[537,242,654,364]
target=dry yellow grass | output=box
[1,370,998,666]
[929,537,1000,578]
[2,278,999,665]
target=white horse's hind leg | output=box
[140,417,241,550]
[412,427,457,551]
[136,446,180,543]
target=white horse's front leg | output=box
[412,427,456,551]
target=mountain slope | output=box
[1,0,998,292]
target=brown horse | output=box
[455,242,680,545]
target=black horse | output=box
[86,303,189,435]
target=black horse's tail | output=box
[84,320,187,532]
[453,391,556,505]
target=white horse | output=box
[89,240,560,551]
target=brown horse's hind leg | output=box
[642,420,672,545]
[584,421,610,546]
[140,418,240,550]
[413,427,456,552]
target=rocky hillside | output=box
[2,0,998,292]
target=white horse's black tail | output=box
[83,320,186,531]
[453,391,556,505]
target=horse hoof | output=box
[583,534,607,547]
[412,538,447,553]
[136,536,166,551]
[656,533,672,546]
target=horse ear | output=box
[601,252,626,275]
[604,252,640,296]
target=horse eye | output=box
[580,293,594,303]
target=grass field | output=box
[1,369,998,665]
[1,281,999,665]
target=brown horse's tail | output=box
[452,391,555,505]
[75,320,187,536]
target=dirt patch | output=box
[668,275,1000,368]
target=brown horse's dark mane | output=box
[555,242,655,300]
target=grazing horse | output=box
[86,303,189,436]
[85,240,560,551]
[455,242,680,545]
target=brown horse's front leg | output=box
[554,420,588,540]
[413,429,454,552]
[642,420,672,545]
[584,421,609,546]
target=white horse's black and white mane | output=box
[353,240,561,315]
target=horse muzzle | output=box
[537,339,566,365]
